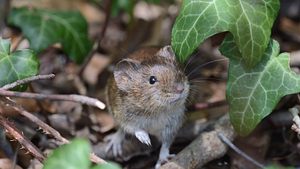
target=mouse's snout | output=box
[174,83,185,94]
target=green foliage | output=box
[111,0,134,17]
[111,0,162,17]
[0,38,39,91]
[264,165,295,169]
[43,139,91,169]
[171,0,279,67]
[144,0,161,4]
[8,7,92,64]
[220,37,300,135]
[171,0,300,135]
[91,163,121,169]
[43,139,121,169]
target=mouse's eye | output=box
[149,76,157,84]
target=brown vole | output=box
[105,46,189,168]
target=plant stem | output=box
[218,133,265,169]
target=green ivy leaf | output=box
[220,36,300,135]
[111,0,134,17]
[8,7,92,64]
[43,139,91,169]
[144,0,161,4]
[0,38,39,91]
[91,163,121,169]
[171,0,279,67]
[264,165,294,169]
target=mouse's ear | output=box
[113,59,140,91]
[157,45,176,60]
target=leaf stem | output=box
[218,133,265,169]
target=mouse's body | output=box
[106,46,189,168]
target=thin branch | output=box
[78,0,112,77]
[0,113,45,162]
[161,114,236,169]
[97,0,112,51]
[0,90,106,109]
[0,98,107,164]
[218,133,265,169]
[1,74,55,90]
[0,0,10,35]
[1,97,69,144]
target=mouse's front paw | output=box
[105,132,123,157]
[154,154,175,169]
[134,130,151,146]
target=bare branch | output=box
[0,113,45,162]
[0,90,106,109]
[161,114,236,169]
[0,98,107,164]
[1,74,55,90]
[78,0,112,77]
[1,98,69,144]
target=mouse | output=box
[105,46,189,168]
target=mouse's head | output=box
[113,46,189,109]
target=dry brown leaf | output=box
[207,82,226,102]
[83,53,110,86]
[94,110,115,133]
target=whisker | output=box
[187,58,228,77]
[189,87,203,92]
[183,50,202,72]
[188,87,204,94]
[189,77,225,83]
[185,98,193,105]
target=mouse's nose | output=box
[175,84,184,93]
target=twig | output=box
[78,0,112,77]
[161,114,236,169]
[1,74,55,90]
[0,113,45,162]
[0,98,107,164]
[1,97,69,144]
[218,133,265,169]
[0,0,10,35]
[0,90,106,109]
[96,0,112,51]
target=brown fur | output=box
[105,46,189,165]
